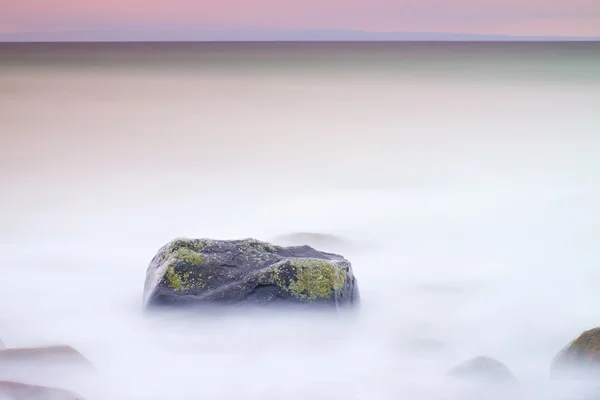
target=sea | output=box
[0,41,599,399]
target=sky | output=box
[1,0,600,39]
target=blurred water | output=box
[0,42,599,399]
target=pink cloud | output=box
[2,0,600,36]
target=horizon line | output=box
[1,39,599,42]
[2,39,599,43]
[1,28,599,42]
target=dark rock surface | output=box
[0,381,85,400]
[446,356,519,385]
[143,237,360,310]
[551,327,600,380]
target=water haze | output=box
[1,42,599,400]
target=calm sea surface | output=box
[1,42,599,400]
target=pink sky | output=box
[2,0,600,37]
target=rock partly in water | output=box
[551,327,600,381]
[0,381,85,400]
[143,237,360,310]
[271,232,351,250]
[406,338,447,356]
[0,345,96,371]
[447,356,519,385]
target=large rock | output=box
[0,381,84,400]
[143,237,360,310]
[551,327,600,380]
[446,356,519,385]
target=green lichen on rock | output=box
[169,238,206,254]
[165,266,193,291]
[155,238,206,265]
[172,247,206,265]
[264,262,288,289]
[165,266,206,291]
[243,238,278,253]
[285,258,346,301]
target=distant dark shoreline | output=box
[2,40,597,60]
[1,40,598,85]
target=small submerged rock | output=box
[408,338,447,354]
[0,381,85,400]
[271,232,351,249]
[0,345,95,370]
[142,237,360,311]
[0,345,96,400]
[446,356,519,385]
[551,327,600,381]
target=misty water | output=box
[1,43,600,399]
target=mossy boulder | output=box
[142,237,360,310]
[551,327,600,380]
[446,356,519,385]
